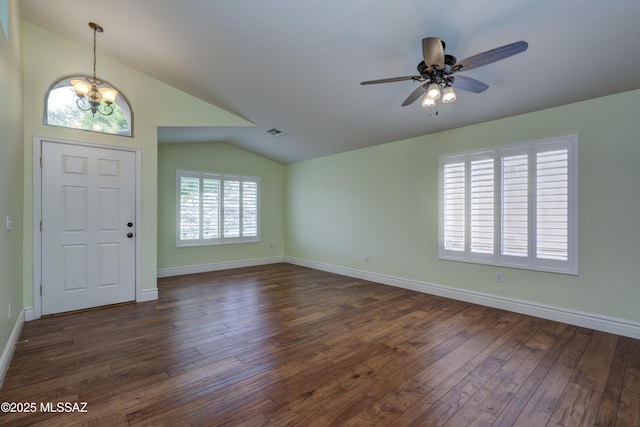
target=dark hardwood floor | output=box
[1,263,639,426]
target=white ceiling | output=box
[20,0,640,164]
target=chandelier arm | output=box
[98,104,115,116]
[76,97,91,112]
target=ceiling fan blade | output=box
[360,75,420,85]
[422,37,444,69]
[455,40,528,72]
[452,75,489,93]
[401,84,427,106]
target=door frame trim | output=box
[32,135,142,319]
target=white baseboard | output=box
[0,308,25,389]
[137,288,159,302]
[157,256,286,278]
[284,256,640,340]
[24,306,34,322]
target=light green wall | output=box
[0,0,23,360]
[158,142,285,269]
[285,89,640,323]
[21,22,252,309]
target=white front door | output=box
[41,141,137,315]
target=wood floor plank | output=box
[408,316,540,426]
[570,331,619,391]
[549,382,604,426]
[1,263,639,426]
[510,363,573,426]
[616,367,640,427]
[493,323,577,426]
[341,308,509,426]
[464,338,548,416]
[594,336,629,426]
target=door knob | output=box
[127,232,134,238]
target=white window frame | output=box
[176,170,260,247]
[439,135,578,275]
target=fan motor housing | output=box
[417,54,457,75]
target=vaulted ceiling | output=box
[20,0,640,163]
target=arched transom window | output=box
[45,77,133,137]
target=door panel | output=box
[42,141,136,315]
[63,244,87,291]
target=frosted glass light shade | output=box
[442,86,456,103]
[99,87,118,104]
[422,94,436,107]
[71,79,91,97]
[426,83,441,100]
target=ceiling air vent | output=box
[267,128,286,137]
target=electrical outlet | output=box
[364,256,370,264]
[6,215,12,231]
[496,272,503,283]
[8,303,11,320]
[269,242,275,249]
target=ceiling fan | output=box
[361,37,528,107]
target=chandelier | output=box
[71,23,118,116]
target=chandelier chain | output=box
[92,26,97,80]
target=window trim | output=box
[439,135,578,275]
[176,169,260,247]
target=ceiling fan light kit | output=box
[361,37,528,112]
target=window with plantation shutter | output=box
[439,135,578,274]
[177,170,260,246]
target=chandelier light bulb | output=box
[426,83,441,100]
[422,94,436,107]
